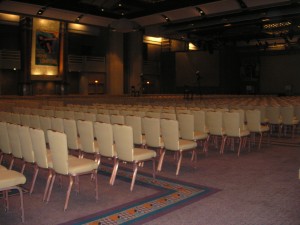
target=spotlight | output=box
[195,7,205,16]
[161,14,170,23]
[36,7,47,16]
[75,14,84,23]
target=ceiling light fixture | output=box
[195,7,205,16]
[161,14,170,23]
[75,14,84,23]
[36,7,47,16]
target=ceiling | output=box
[1,0,300,49]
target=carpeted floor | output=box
[0,135,299,225]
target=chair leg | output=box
[43,170,53,202]
[258,133,263,150]
[110,159,119,185]
[30,165,39,194]
[237,137,243,157]
[16,186,25,222]
[220,136,227,154]
[152,158,156,179]
[175,151,183,176]
[64,176,74,211]
[94,170,98,200]
[157,149,166,172]
[9,157,14,170]
[47,173,56,203]
[130,163,138,191]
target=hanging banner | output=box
[31,18,60,76]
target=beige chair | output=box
[205,111,226,154]
[45,109,55,117]
[74,111,85,121]
[191,110,209,134]
[0,168,26,222]
[29,127,53,201]
[54,110,65,118]
[280,105,299,138]
[223,112,250,156]
[77,120,100,164]
[7,123,23,170]
[64,110,75,120]
[161,112,176,120]
[94,122,117,185]
[245,109,270,149]
[0,121,13,165]
[96,113,111,123]
[20,114,31,127]
[51,117,64,133]
[63,119,81,156]
[125,115,145,147]
[142,117,164,155]
[84,112,97,122]
[11,113,21,125]
[110,114,125,125]
[158,119,197,175]
[266,105,282,136]
[111,124,156,191]
[145,111,161,119]
[177,113,209,155]
[29,114,41,129]
[47,130,99,211]
[39,116,52,143]
[18,125,36,194]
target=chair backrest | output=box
[110,114,125,125]
[54,110,64,118]
[11,113,21,125]
[77,120,97,153]
[120,110,133,116]
[230,109,246,129]
[84,112,97,122]
[266,106,281,124]
[47,130,69,175]
[245,110,261,131]
[191,110,207,133]
[74,111,85,121]
[29,128,50,169]
[161,112,176,120]
[51,117,64,133]
[1,112,12,123]
[45,109,54,117]
[94,122,114,158]
[7,123,22,159]
[223,112,241,136]
[20,114,31,127]
[142,117,162,148]
[145,111,161,118]
[109,109,119,115]
[125,115,143,145]
[18,125,35,163]
[280,105,295,124]
[96,113,111,123]
[39,116,52,143]
[205,111,225,136]
[29,114,41,129]
[0,121,12,154]
[112,124,134,162]
[160,119,180,151]
[63,119,80,150]
[64,110,75,119]
[177,113,194,140]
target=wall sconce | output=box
[75,14,84,23]
[195,7,205,16]
[36,7,47,16]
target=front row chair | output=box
[158,119,197,176]
[0,166,26,222]
[47,130,99,211]
[111,124,156,191]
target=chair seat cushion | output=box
[260,125,270,132]
[240,129,250,136]
[68,157,98,175]
[0,170,26,188]
[179,139,197,150]
[194,131,208,140]
[0,165,7,170]
[133,148,156,161]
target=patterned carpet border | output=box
[58,165,220,225]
